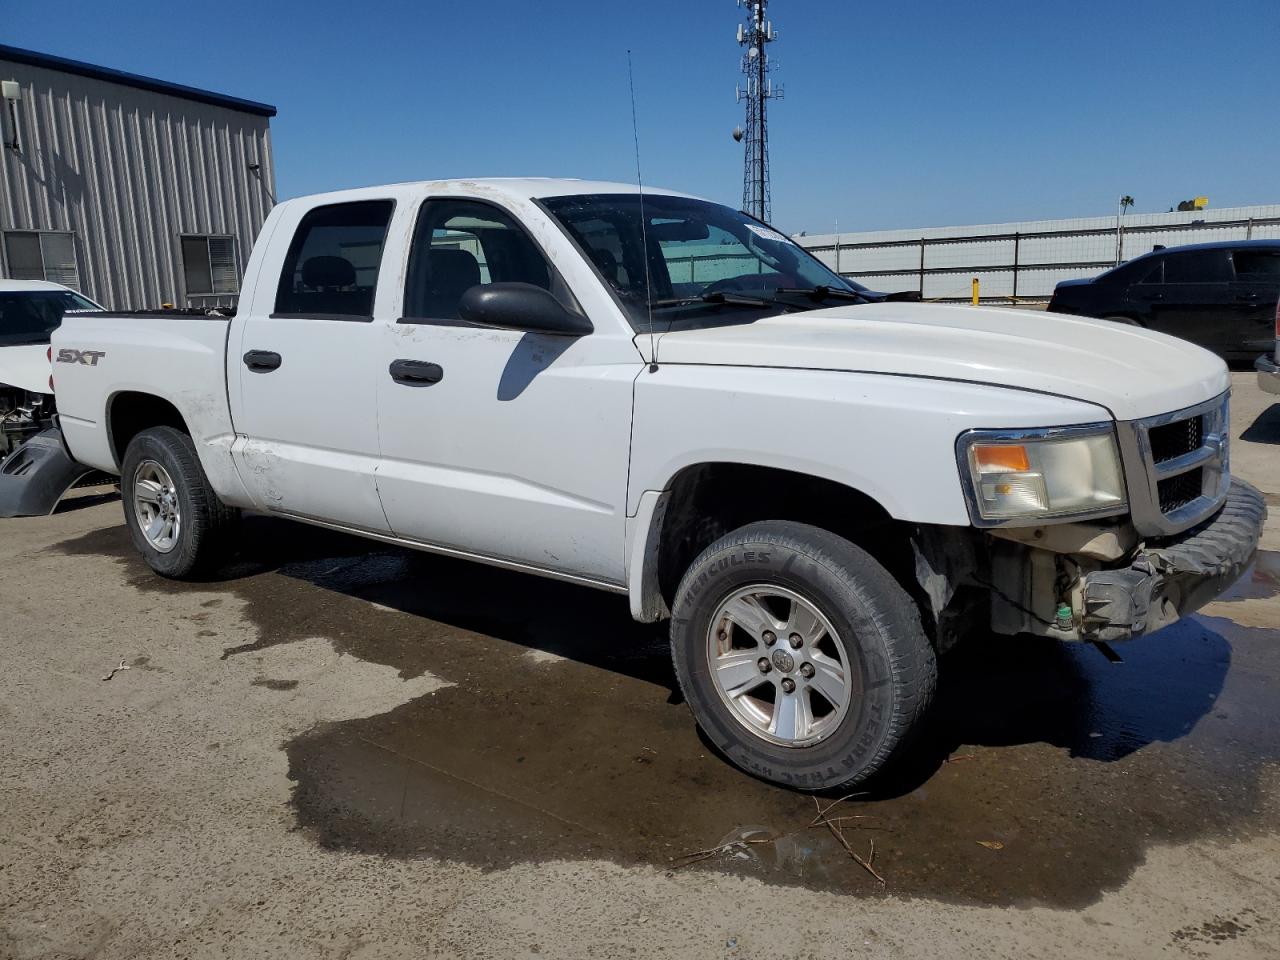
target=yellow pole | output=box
[971,277,979,305]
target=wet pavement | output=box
[52,521,1280,909]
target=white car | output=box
[45,179,1265,790]
[0,280,104,515]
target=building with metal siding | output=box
[0,44,276,310]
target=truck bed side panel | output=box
[52,315,253,507]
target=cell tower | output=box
[733,0,781,222]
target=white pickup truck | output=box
[48,178,1265,790]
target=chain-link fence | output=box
[796,204,1280,302]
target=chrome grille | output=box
[1157,468,1204,513]
[1115,392,1230,537]
[1148,415,1202,464]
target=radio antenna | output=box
[627,49,658,372]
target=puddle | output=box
[53,519,1280,907]
[1217,549,1280,602]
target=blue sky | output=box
[6,0,1278,234]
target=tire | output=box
[670,520,936,791]
[1103,315,1142,326]
[120,426,239,578]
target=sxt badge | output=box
[56,349,106,366]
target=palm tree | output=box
[1116,196,1135,264]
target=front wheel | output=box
[670,521,936,791]
[121,426,239,578]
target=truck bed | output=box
[51,311,243,500]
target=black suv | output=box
[1047,240,1280,361]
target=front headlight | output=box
[957,424,1127,525]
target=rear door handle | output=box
[389,359,444,385]
[243,350,282,372]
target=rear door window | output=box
[1232,249,1280,280]
[274,200,394,319]
[1163,250,1232,284]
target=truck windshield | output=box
[540,193,860,331]
[0,290,104,346]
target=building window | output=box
[181,235,239,296]
[3,231,81,289]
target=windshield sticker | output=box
[745,223,790,244]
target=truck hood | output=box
[652,303,1229,421]
[0,344,52,395]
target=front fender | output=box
[628,366,1115,526]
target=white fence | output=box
[794,204,1280,301]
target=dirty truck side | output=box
[49,178,1266,791]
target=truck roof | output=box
[277,178,701,211]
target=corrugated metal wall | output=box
[0,57,274,310]
[797,204,1280,301]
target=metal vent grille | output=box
[1148,415,1203,464]
[1158,468,1204,513]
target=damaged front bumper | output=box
[1078,479,1267,642]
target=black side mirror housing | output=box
[458,283,593,336]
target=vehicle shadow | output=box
[1240,401,1280,444]
[56,514,1230,775]
[53,488,119,514]
[871,625,1230,799]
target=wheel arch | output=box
[106,391,190,469]
[629,461,911,623]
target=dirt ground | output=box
[2,372,1278,959]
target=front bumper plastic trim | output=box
[1079,478,1266,642]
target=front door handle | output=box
[389,359,444,385]
[243,350,282,372]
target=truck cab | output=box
[48,179,1265,791]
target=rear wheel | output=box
[670,520,936,791]
[121,427,239,578]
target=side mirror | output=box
[458,283,593,336]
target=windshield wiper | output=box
[649,291,806,311]
[774,285,872,304]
